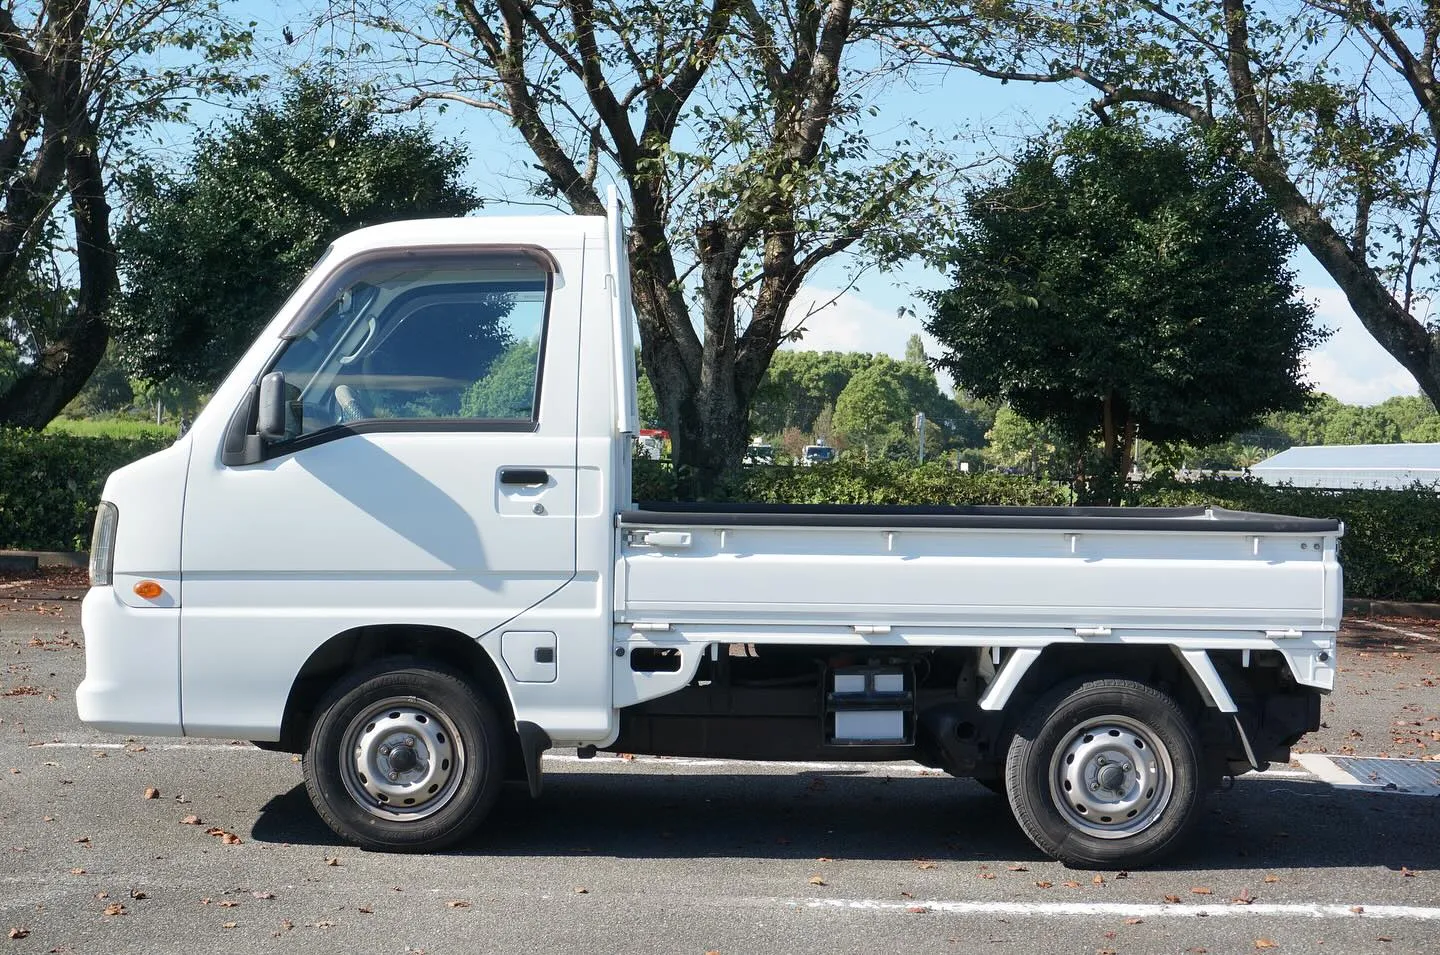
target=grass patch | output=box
[45,418,179,440]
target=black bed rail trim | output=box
[620,502,1342,535]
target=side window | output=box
[268,251,548,441]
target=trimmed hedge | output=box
[4,432,1434,602]
[0,429,173,551]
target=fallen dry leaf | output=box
[222,922,237,930]
[1263,874,1280,884]
[252,891,275,900]
[1163,894,1182,904]
[1401,867,1418,877]
[816,856,833,863]
[324,857,340,866]
[445,900,470,909]
[1351,905,1365,914]
[979,872,996,880]
[102,903,126,917]
[1233,889,1255,905]
[1092,874,1105,885]
[69,868,84,875]
[1034,881,1053,889]
[1192,886,1213,895]
[573,888,588,895]
[1377,935,1393,943]
[1124,917,1144,925]
[1062,880,1081,889]
[915,861,937,870]
[73,836,89,845]
[129,890,147,900]
[7,928,29,939]
[906,905,928,914]
[218,900,238,908]
[1115,871,1129,880]
[180,815,201,825]
[311,920,335,928]
[220,833,241,845]
[808,875,826,886]
[143,788,159,800]
[1007,864,1028,872]
[1255,941,1278,950]
[277,920,294,933]
[357,905,374,914]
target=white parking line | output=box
[34,741,261,751]
[1354,619,1440,644]
[797,898,1440,920]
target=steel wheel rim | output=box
[339,696,466,822]
[1048,714,1174,840]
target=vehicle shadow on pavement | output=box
[250,768,1440,872]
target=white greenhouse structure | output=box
[1249,443,1440,490]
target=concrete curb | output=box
[0,549,87,569]
[1343,598,1440,620]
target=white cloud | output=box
[782,286,934,357]
[1303,286,1420,405]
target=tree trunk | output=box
[0,0,118,430]
[0,314,108,428]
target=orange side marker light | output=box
[133,580,164,600]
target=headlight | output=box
[89,502,118,587]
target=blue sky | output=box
[222,2,1418,406]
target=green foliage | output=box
[833,360,910,454]
[984,405,1077,476]
[459,339,539,419]
[750,350,871,436]
[631,457,1075,508]
[927,123,1325,479]
[0,430,172,550]
[44,419,178,440]
[113,78,482,387]
[64,350,135,418]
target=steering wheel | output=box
[333,384,373,423]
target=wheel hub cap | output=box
[340,700,464,821]
[1049,716,1174,839]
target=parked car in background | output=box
[802,441,836,465]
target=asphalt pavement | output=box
[2,578,1438,954]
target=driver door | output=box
[177,247,580,738]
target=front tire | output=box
[1004,678,1202,869]
[303,658,506,852]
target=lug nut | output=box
[388,771,399,781]
[404,737,415,747]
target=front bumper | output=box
[75,586,182,736]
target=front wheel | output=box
[303,658,506,852]
[1004,678,1202,869]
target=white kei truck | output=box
[77,196,1343,869]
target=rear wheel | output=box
[1004,678,1202,869]
[303,658,505,852]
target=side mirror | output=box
[256,371,288,440]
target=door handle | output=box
[499,468,550,486]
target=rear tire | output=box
[303,658,506,852]
[1004,677,1202,869]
